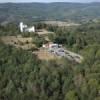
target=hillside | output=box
[0,21,100,100]
[0,2,100,23]
[0,2,100,100]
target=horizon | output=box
[0,1,100,4]
[0,0,100,3]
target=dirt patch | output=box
[33,48,58,60]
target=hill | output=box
[0,21,100,99]
[0,2,100,23]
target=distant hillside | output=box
[0,2,100,23]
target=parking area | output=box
[47,44,83,63]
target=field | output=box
[42,21,80,27]
[0,35,36,50]
[37,29,54,35]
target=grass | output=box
[0,35,36,50]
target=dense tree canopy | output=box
[0,21,100,100]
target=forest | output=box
[0,2,100,23]
[0,21,100,100]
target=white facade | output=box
[19,22,24,32]
[42,43,59,49]
[26,26,35,32]
[49,44,59,48]
[19,22,35,33]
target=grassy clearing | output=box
[0,35,36,50]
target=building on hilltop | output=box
[19,22,35,33]
[25,26,35,33]
[42,42,62,49]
